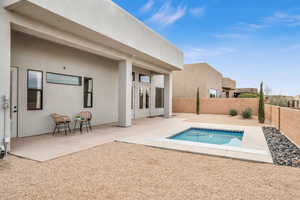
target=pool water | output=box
[169,128,244,147]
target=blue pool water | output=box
[169,128,244,147]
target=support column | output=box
[118,59,132,127]
[150,74,156,117]
[0,8,11,152]
[164,73,172,118]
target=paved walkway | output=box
[10,117,175,161]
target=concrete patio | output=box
[10,117,170,161]
[118,121,272,163]
[10,114,270,162]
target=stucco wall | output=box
[265,104,300,147]
[11,31,165,137]
[12,31,119,137]
[173,63,223,99]
[173,98,258,115]
[6,0,183,69]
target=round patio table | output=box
[73,116,82,133]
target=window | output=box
[146,89,150,109]
[84,77,93,108]
[209,89,217,98]
[46,72,82,86]
[139,88,144,109]
[155,87,164,108]
[27,70,43,110]
[139,74,151,83]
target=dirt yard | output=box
[1,142,299,200]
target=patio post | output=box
[164,73,172,118]
[0,9,11,152]
[118,59,132,127]
[149,73,156,117]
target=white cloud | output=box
[234,22,268,31]
[263,12,300,27]
[148,1,187,26]
[184,47,235,63]
[213,33,248,39]
[139,0,154,14]
[235,11,300,31]
[281,44,300,52]
[189,7,205,17]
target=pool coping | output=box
[116,121,273,164]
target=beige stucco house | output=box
[222,77,236,98]
[0,0,183,153]
[173,63,236,99]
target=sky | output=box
[112,0,300,96]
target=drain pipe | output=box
[1,95,9,159]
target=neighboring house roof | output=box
[222,77,236,90]
[173,63,236,98]
[184,63,223,77]
[294,95,300,100]
[183,63,236,90]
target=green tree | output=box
[258,82,265,123]
[196,88,200,115]
[238,93,259,98]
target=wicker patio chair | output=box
[51,113,72,135]
[79,111,92,133]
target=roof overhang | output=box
[4,0,183,72]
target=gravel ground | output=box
[263,127,300,168]
[1,142,300,200]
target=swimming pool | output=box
[169,128,244,147]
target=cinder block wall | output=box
[265,104,272,123]
[265,104,300,147]
[280,108,300,147]
[172,98,196,113]
[199,98,258,115]
[173,98,258,115]
[271,106,280,129]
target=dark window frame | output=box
[131,86,134,110]
[155,87,164,108]
[209,88,217,98]
[46,72,82,86]
[145,88,150,109]
[132,72,135,82]
[226,91,230,98]
[139,88,144,109]
[83,77,93,108]
[27,69,43,111]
